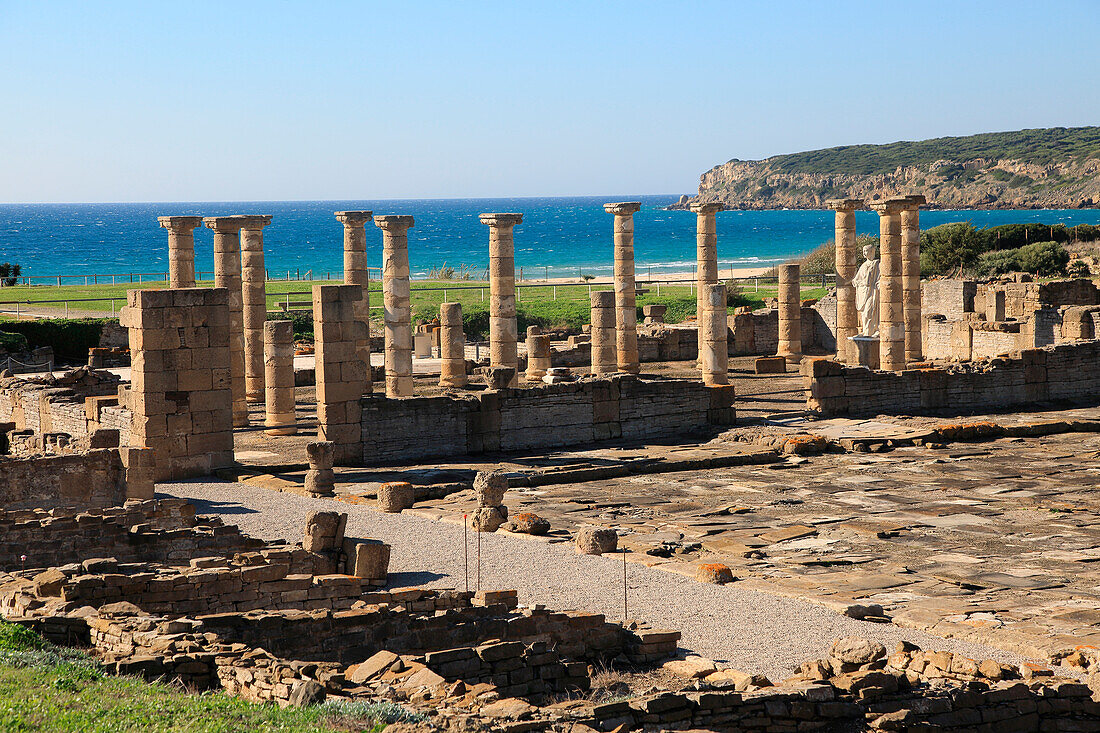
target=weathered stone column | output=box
[871,198,907,371]
[690,202,724,327]
[335,211,374,393]
[439,302,466,388]
[590,290,617,375]
[525,326,551,382]
[699,283,728,386]
[158,216,202,289]
[374,215,414,397]
[263,320,296,435]
[902,195,926,363]
[204,216,249,426]
[826,198,863,363]
[777,263,802,362]
[480,213,523,386]
[313,284,366,464]
[604,202,642,374]
[239,215,272,402]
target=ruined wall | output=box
[807,340,1100,417]
[0,499,262,572]
[0,449,126,510]
[360,375,735,464]
[729,306,832,357]
[923,279,977,320]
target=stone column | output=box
[158,216,202,288]
[204,216,249,426]
[902,195,927,363]
[263,320,296,435]
[604,202,642,374]
[777,263,802,362]
[313,284,367,464]
[374,215,414,397]
[439,302,466,388]
[590,290,617,375]
[871,198,907,371]
[826,198,863,363]
[239,215,272,402]
[335,211,374,393]
[690,202,724,328]
[480,213,523,386]
[525,326,551,382]
[699,283,729,386]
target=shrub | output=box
[920,222,986,276]
[0,262,20,287]
[0,331,29,354]
[975,249,1020,276]
[1067,260,1092,278]
[0,318,114,361]
[1017,241,1069,276]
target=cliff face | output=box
[676,128,1100,210]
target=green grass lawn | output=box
[0,621,411,732]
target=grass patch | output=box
[0,620,412,732]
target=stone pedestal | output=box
[902,195,926,363]
[374,215,415,397]
[777,263,802,362]
[204,216,249,427]
[439,302,466,388]
[850,336,880,370]
[871,199,907,371]
[604,202,642,374]
[525,326,551,381]
[826,199,863,363]
[240,215,273,402]
[698,283,729,386]
[335,211,374,394]
[590,290,617,375]
[690,202,724,331]
[305,441,335,496]
[481,213,522,386]
[263,320,296,435]
[158,216,202,289]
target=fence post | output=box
[57,275,62,287]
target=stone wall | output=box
[0,448,127,510]
[728,304,833,357]
[0,369,121,437]
[360,375,735,464]
[807,339,1100,417]
[0,499,263,573]
[923,279,977,320]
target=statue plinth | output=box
[850,336,880,370]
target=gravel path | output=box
[162,479,1036,681]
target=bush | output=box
[1067,260,1092,278]
[0,318,114,361]
[975,249,1020,276]
[0,263,20,287]
[920,222,986,276]
[0,331,29,354]
[793,234,878,276]
[1017,241,1069,276]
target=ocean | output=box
[2,196,1099,282]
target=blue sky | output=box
[1,1,1097,202]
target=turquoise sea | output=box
[1,196,1099,282]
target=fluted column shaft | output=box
[158,216,202,289]
[604,202,641,374]
[590,291,617,375]
[826,199,862,363]
[699,283,729,386]
[240,215,272,402]
[777,263,802,361]
[336,211,374,393]
[204,216,249,426]
[873,200,907,371]
[439,302,466,388]
[375,215,415,397]
[902,195,926,363]
[263,320,296,435]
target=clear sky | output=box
[2,1,1098,203]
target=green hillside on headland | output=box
[678,126,1100,210]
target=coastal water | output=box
[2,196,1099,282]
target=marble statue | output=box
[853,244,880,337]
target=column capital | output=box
[479,212,523,227]
[869,199,908,216]
[335,210,374,226]
[203,216,247,233]
[604,201,641,216]
[237,215,273,230]
[374,214,415,231]
[158,215,203,232]
[689,202,724,215]
[904,194,927,209]
[825,198,864,212]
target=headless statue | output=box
[853,243,880,338]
